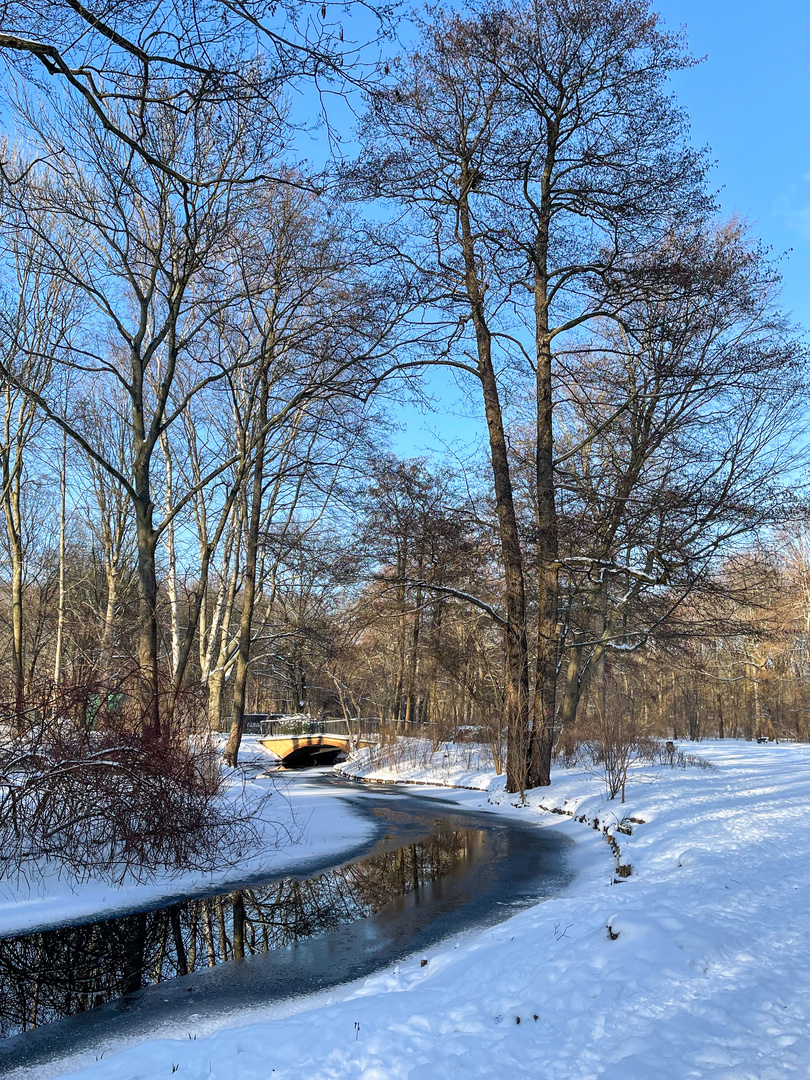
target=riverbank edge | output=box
[335,757,632,880]
[0,749,378,941]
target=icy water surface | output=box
[0,774,573,1074]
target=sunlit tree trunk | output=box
[160,430,181,681]
[53,429,67,686]
[224,368,270,767]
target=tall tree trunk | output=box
[54,429,67,686]
[558,643,583,756]
[427,600,442,727]
[99,575,118,682]
[457,169,530,794]
[403,578,423,727]
[133,485,160,736]
[160,431,181,680]
[752,663,762,740]
[203,528,241,730]
[224,372,269,767]
[529,213,560,788]
[393,547,407,726]
[128,329,164,735]
[4,472,25,722]
[164,479,241,729]
[207,665,227,731]
[10,537,23,718]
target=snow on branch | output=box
[373,575,508,630]
[560,557,665,586]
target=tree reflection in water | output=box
[0,829,479,1037]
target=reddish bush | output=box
[0,683,268,885]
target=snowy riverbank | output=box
[10,738,810,1079]
[0,737,374,939]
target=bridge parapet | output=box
[217,714,382,737]
[261,717,380,738]
[260,730,375,766]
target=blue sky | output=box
[391,1,810,458]
[657,0,810,323]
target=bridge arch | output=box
[281,742,348,768]
[260,733,366,769]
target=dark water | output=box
[0,774,572,1075]
[0,828,478,1037]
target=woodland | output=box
[0,0,808,864]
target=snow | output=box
[338,738,500,792]
[8,738,810,1080]
[0,737,374,939]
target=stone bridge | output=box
[261,732,374,768]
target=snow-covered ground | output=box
[10,738,810,1079]
[0,737,374,939]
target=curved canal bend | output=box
[0,772,574,1076]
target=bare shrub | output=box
[470,717,506,776]
[356,730,495,778]
[552,736,589,769]
[570,685,653,802]
[596,714,640,803]
[0,683,277,886]
[554,712,717,800]
[648,739,716,771]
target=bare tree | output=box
[74,396,137,683]
[0,0,393,187]
[354,0,711,789]
[541,221,807,739]
[0,222,79,715]
[0,89,294,731]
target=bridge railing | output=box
[216,714,489,743]
[259,717,373,738]
[216,715,382,738]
